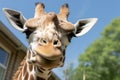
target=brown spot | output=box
[29,64,33,72]
[40,67,46,71]
[23,63,27,75]
[38,68,44,73]
[30,74,34,80]
[24,72,29,80]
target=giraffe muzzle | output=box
[35,42,63,60]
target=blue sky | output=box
[0,0,120,79]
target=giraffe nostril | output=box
[53,40,58,45]
[53,39,61,47]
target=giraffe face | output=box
[27,13,69,61]
[3,2,98,69]
[25,13,71,68]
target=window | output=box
[0,48,9,80]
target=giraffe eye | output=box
[39,38,48,45]
[42,39,47,44]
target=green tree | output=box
[73,18,120,80]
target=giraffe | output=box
[3,2,98,80]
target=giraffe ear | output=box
[74,18,98,36]
[3,8,27,32]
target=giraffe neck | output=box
[13,47,65,80]
[13,52,51,80]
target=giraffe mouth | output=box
[37,51,62,61]
[36,52,62,69]
[35,47,63,61]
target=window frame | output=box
[0,63,6,69]
[0,45,10,80]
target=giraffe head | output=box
[3,2,97,69]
